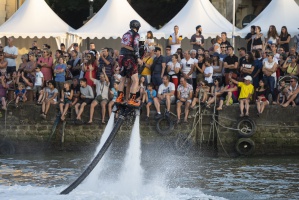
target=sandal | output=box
[240,113,244,117]
[245,113,249,117]
[176,119,181,124]
[102,121,106,124]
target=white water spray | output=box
[117,114,143,196]
[78,113,115,191]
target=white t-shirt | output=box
[263,57,278,64]
[158,82,175,96]
[181,58,194,78]
[264,61,276,77]
[214,43,221,54]
[170,33,181,54]
[4,46,18,66]
[167,61,181,77]
[35,71,44,86]
[204,66,214,83]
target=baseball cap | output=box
[244,75,252,81]
[73,43,78,47]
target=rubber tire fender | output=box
[0,141,15,155]
[235,138,255,156]
[155,116,174,135]
[237,118,257,138]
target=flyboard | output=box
[60,103,141,195]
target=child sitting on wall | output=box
[14,83,27,108]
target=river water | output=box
[0,144,298,200]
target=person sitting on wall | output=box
[176,77,193,124]
[229,75,254,117]
[282,76,299,107]
[75,78,94,124]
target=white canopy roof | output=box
[236,0,299,38]
[154,0,238,39]
[0,0,74,39]
[72,0,156,39]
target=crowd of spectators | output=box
[1,24,299,124]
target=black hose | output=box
[60,116,124,195]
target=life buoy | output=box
[155,117,174,135]
[237,118,256,138]
[0,141,15,155]
[235,138,255,156]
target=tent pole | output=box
[232,0,236,49]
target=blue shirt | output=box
[54,64,67,82]
[111,88,118,101]
[146,89,157,102]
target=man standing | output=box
[180,50,195,85]
[190,25,204,51]
[115,20,143,107]
[67,43,82,59]
[164,45,172,64]
[245,26,255,52]
[223,46,238,85]
[4,37,18,74]
[169,25,182,55]
[221,32,231,47]
[98,47,114,84]
[151,47,166,90]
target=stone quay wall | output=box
[0,103,299,156]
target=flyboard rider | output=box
[115,20,143,107]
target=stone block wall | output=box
[1,103,299,156]
[217,105,299,156]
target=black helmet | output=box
[130,20,141,32]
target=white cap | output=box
[244,75,252,81]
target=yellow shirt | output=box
[141,56,153,75]
[238,82,254,99]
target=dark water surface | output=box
[0,148,298,200]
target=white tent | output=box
[0,0,75,48]
[236,0,299,38]
[154,0,238,39]
[72,0,156,39]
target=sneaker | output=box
[165,111,170,118]
[127,95,140,107]
[115,92,125,104]
[154,113,162,120]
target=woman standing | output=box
[83,52,97,88]
[24,53,37,84]
[0,52,8,76]
[262,52,277,102]
[18,54,28,73]
[213,35,222,54]
[251,50,263,88]
[195,54,206,83]
[144,31,155,48]
[251,26,265,51]
[38,49,53,82]
[167,54,181,92]
[279,26,291,54]
[266,25,279,49]
[211,53,223,81]
[240,52,255,79]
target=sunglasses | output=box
[290,81,296,82]
[43,52,47,53]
